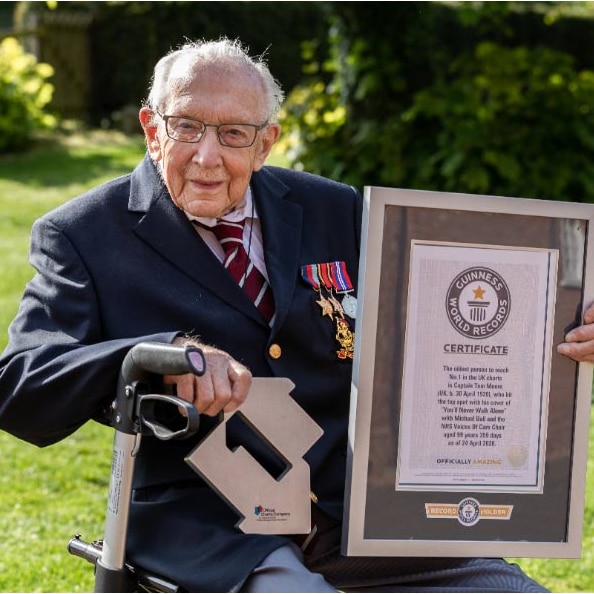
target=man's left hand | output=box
[557,302,594,363]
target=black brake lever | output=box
[137,393,200,440]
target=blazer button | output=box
[268,343,282,359]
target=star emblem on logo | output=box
[473,285,486,300]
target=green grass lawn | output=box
[0,129,146,592]
[0,129,592,592]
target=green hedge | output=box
[12,1,594,202]
[280,2,594,202]
[0,36,56,152]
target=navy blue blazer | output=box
[0,155,362,591]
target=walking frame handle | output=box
[69,341,206,593]
[120,340,206,382]
[113,341,205,439]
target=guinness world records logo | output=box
[446,266,511,339]
[457,497,481,526]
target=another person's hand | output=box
[163,337,252,416]
[557,302,594,363]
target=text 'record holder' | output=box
[343,187,594,558]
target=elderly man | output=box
[1,37,591,592]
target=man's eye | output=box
[177,120,200,132]
[225,127,247,137]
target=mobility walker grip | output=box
[70,341,205,593]
[119,341,207,387]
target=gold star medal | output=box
[328,294,345,318]
[302,264,334,318]
[316,295,335,319]
[316,263,347,318]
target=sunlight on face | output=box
[142,61,280,218]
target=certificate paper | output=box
[396,242,557,493]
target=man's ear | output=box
[139,107,162,161]
[253,123,281,172]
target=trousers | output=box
[240,542,548,593]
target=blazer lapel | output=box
[252,169,303,329]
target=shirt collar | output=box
[185,186,257,228]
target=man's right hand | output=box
[163,336,252,416]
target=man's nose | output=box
[192,127,223,166]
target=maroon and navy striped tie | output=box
[212,220,275,325]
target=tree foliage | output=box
[281,2,594,202]
[405,42,594,201]
[0,37,56,153]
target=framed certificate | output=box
[343,187,594,558]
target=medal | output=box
[302,264,334,318]
[316,295,335,319]
[329,261,357,319]
[318,264,343,318]
[301,261,357,360]
[328,294,345,317]
[341,293,358,319]
[319,263,352,319]
[334,317,355,359]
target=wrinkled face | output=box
[140,62,280,219]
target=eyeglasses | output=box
[155,111,268,148]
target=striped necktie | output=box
[212,219,275,325]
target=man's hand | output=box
[557,302,594,363]
[163,337,252,416]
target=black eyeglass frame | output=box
[154,110,269,148]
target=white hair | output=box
[145,37,284,122]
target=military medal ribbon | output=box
[301,261,356,359]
